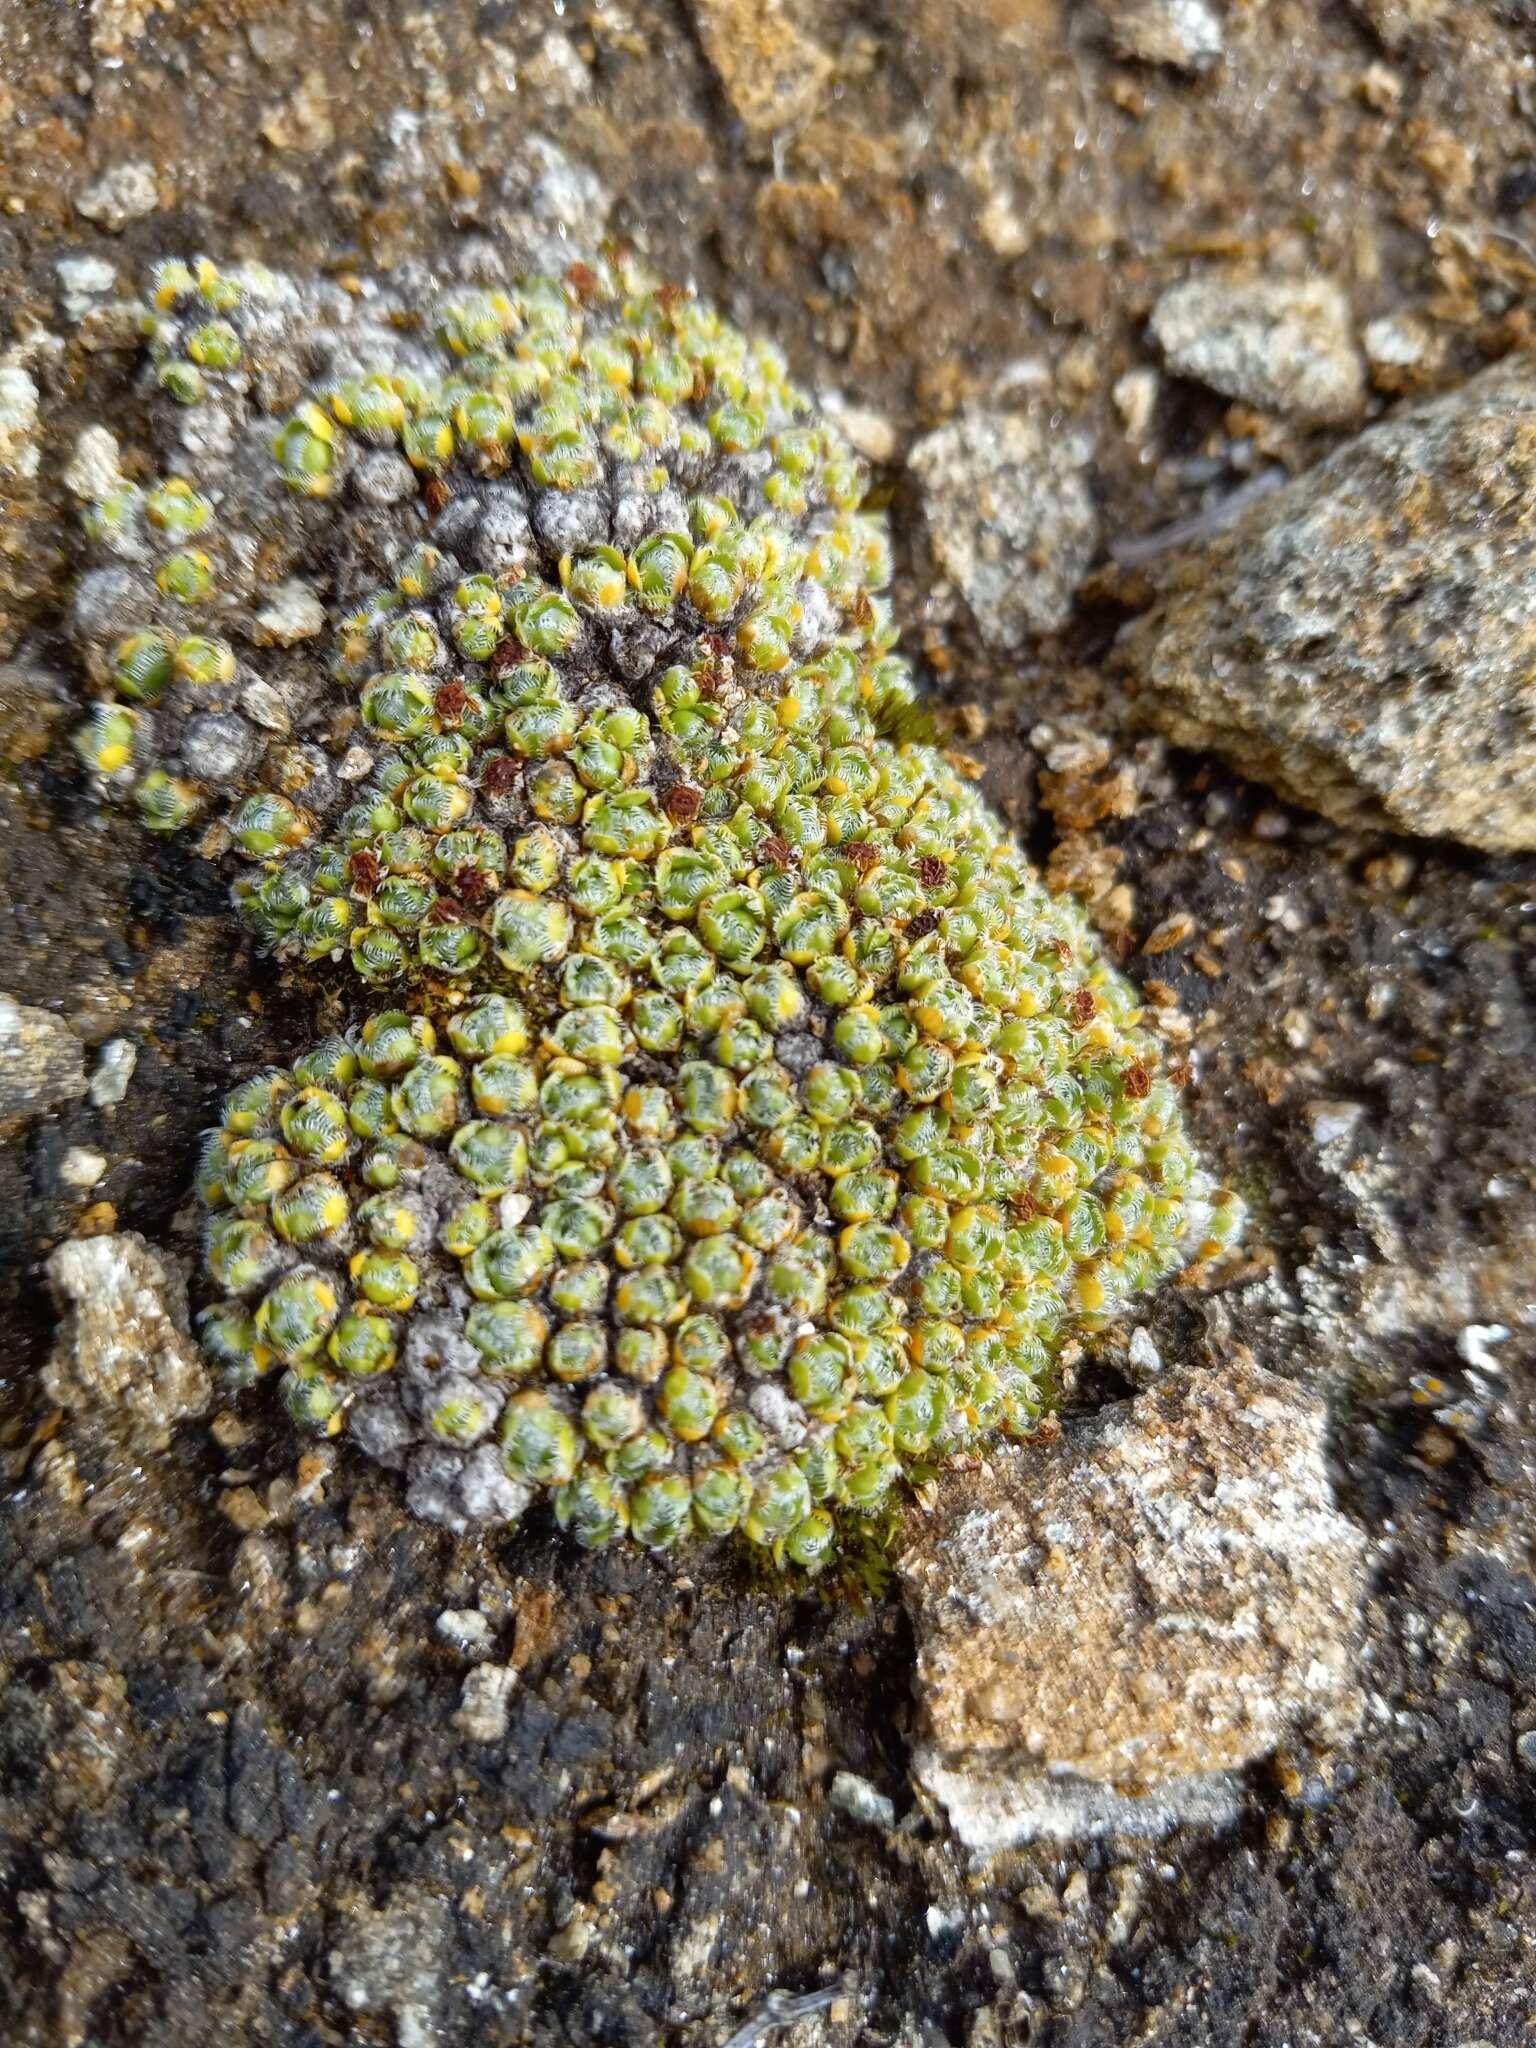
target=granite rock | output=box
[0,992,86,1128]
[1120,355,1536,849]
[908,409,1099,649]
[1149,273,1364,423]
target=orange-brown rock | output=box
[901,1363,1367,1849]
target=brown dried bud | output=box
[423,476,451,515]
[566,261,601,301]
[480,755,522,797]
[1123,1061,1152,1101]
[915,855,948,890]
[1068,987,1099,1028]
[347,849,381,897]
[759,835,795,870]
[454,865,497,911]
[907,909,940,940]
[428,896,465,926]
[694,632,732,697]
[487,636,525,677]
[663,783,702,825]
[843,842,880,875]
[433,679,471,722]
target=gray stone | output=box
[1149,273,1364,423]
[56,255,118,322]
[253,579,326,644]
[181,712,263,784]
[44,1233,212,1442]
[453,1663,517,1744]
[901,1363,1367,1853]
[73,161,159,231]
[1104,0,1225,73]
[0,993,85,1128]
[1120,356,1536,849]
[330,1895,451,2048]
[351,450,416,505]
[830,1771,897,1829]
[908,410,1099,649]
[0,366,40,481]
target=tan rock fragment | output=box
[901,1363,1368,1849]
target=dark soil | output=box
[1,2,1533,2043]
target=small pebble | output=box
[64,426,125,505]
[1113,367,1159,440]
[74,160,159,231]
[254,580,326,645]
[57,255,118,322]
[436,1608,494,1660]
[0,367,41,481]
[453,1663,516,1743]
[1127,1327,1162,1375]
[549,1915,594,1963]
[1456,1325,1509,1374]
[830,1770,895,1829]
[60,1146,108,1190]
[925,1901,966,1941]
[1304,1099,1364,1149]
[820,393,899,464]
[89,1037,137,1107]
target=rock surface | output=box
[0,991,86,1129]
[0,664,72,765]
[329,1896,451,2048]
[1103,0,1225,72]
[687,0,834,134]
[72,160,159,230]
[0,366,41,481]
[1149,273,1364,423]
[1121,355,1536,849]
[4,2,1536,2041]
[901,1364,1368,1852]
[907,409,1099,648]
[44,1233,212,1441]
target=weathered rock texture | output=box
[908,409,1099,648]
[901,1364,1368,1851]
[1102,0,1225,73]
[1148,273,1364,423]
[44,1233,212,1441]
[0,991,85,1130]
[1121,355,1536,850]
[687,0,835,133]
